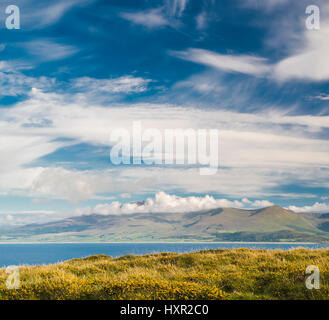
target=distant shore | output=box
[0,241,322,244]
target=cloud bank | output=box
[0,87,328,202]
[75,191,274,216]
[288,202,329,213]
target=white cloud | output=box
[166,0,189,17]
[6,215,13,222]
[241,0,289,11]
[173,71,224,94]
[31,167,101,203]
[0,67,151,99]
[71,76,152,94]
[0,210,59,226]
[288,202,329,213]
[29,166,326,202]
[251,200,274,208]
[75,191,246,216]
[171,48,271,76]
[74,192,278,216]
[21,40,78,61]
[120,8,169,29]
[120,193,131,199]
[1,89,329,201]
[196,11,208,30]
[172,11,329,83]
[241,198,273,207]
[241,1,329,81]
[274,24,329,81]
[0,68,54,96]
[20,0,93,29]
[313,94,329,101]
[120,1,190,29]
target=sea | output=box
[0,242,329,267]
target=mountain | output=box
[2,206,329,242]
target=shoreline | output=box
[1,242,328,268]
[0,241,324,245]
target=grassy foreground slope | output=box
[1,249,329,300]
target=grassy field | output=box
[0,248,329,300]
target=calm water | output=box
[0,242,329,267]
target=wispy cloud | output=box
[240,0,329,81]
[1,88,329,201]
[71,76,152,94]
[120,1,190,29]
[0,211,58,226]
[0,62,55,96]
[195,11,208,30]
[21,0,93,29]
[172,37,329,82]
[21,40,79,61]
[241,0,289,11]
[274,25,329,81]
[171,48,271,76]
[313,94,329,101]
[166,0,189,17]
[120,8,169,29]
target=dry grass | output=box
[0,248,329,300]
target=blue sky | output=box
[0,0,329,225]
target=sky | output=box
[0,0,329,225]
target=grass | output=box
[0,248,329,300]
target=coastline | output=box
[0,241,323,245]
[1,242,328,268]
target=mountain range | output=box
[1,205,329,242]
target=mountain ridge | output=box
[2,205,329,243]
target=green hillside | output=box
[1,249,329,300]
[2,205,329,242]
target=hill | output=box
[1,248,328,300]
[2,205,329,242]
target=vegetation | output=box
[3,206,329,243]
[0,248,329,300]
